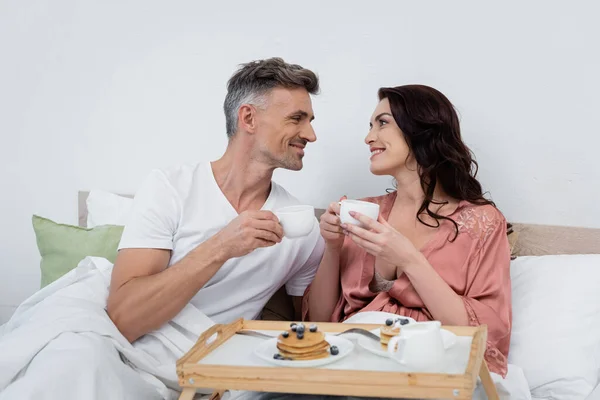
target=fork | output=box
[237,327,380,342]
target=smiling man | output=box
[107,57,325,343]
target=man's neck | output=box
[211,139,274,214]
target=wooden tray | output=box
[176,319,498,400]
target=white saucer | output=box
[357,328,457,358]
[254,334,354,368]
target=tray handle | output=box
[177,318,244,375]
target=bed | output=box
[77,190,600,400]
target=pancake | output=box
[277,348,330,360]
[274,323,333,361]
[379,317,410,348]
[277,341,329,354]
[277,329,325,349]
[380,325,400,338]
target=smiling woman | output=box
[304,84,512,378]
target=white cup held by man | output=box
[274,205,315,238]
[387,320,445,372]
[339,199,380,228]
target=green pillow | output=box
[32,215,124,287]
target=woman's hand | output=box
[341,211,423,272]
[319,196,347,251]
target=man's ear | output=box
[238,104,258,134]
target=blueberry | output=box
[330,346,339,356]
[399,319,409,325]
[296,325,305,334]
[290,322,297,328]
[282,331,289,338]
[385,318,393,326]
[297,332,304,339]
[273,353,283,360]
[309,324,318,332]
[291,325,297,332]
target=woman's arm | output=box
[401,255,469,325]
[305,246,342,321]
[304,198,346,321]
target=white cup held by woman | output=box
[339,199,380,228]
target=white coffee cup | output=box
[387,320,445,372]
[339,199,380,228]
[274,205,315,238]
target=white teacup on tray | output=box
[387,320,446,372]
[357,325,457,359]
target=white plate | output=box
[254,334,354,368]
[357,328,457,358]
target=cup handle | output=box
[387,336,406,364]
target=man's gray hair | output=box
[223,57,320,138]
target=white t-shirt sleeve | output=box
[284,234,325,296]
[118,169,181,251]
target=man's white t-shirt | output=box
[117,161,324,324]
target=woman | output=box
[303,85,512,377]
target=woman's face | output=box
[365,98,412,176]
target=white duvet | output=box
[0,256,215,400]
[0,257,532,400]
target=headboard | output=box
[78,191,600,256]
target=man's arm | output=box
[106,241,225,343]
[107,210,283,343]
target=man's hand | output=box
[212,210,284,260]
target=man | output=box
[0,57,324,400]
[107,57,325,343]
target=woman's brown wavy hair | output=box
[378,85,495,239]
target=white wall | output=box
[1,0,599,323]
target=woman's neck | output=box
[392,167,458,218]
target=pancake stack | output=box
[379,317,410,349]
[274,323,338,361]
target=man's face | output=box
[254,87,316,171]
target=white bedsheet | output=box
[0,257,532,400]
[0,256,215,400]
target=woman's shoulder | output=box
[453,201,507,244]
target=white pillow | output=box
[86,190,134,228]
[509,254,600,399]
